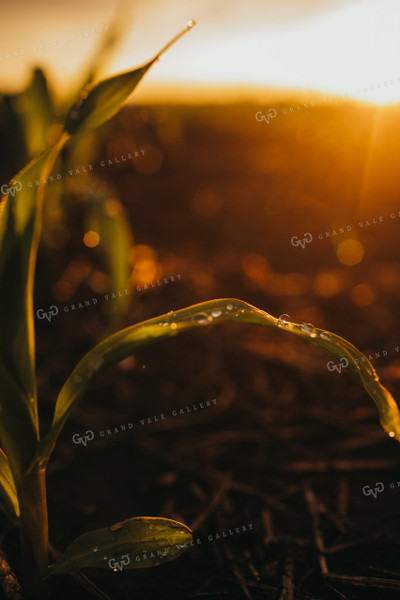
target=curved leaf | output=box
[82,177,133,333]
[0,146,64,473]
[0,449,20,521]
[18,68,55,158]
[0,94,29,171]
[33,298,400,469]
[0,362,39,477]
[64,64,153,136]
[0,21,196,475]
[51,517,192,574]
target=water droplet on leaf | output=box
[300,322,317,337]
[88,355,104,374]
[277,314,291,327]
[192,313,210,325]
[320,332,332,340]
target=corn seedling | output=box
[1,17,400,598]
[0,21,134,335]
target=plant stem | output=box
[17,468,48,588]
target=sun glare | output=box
[1,0,400,104]
[123,0,400,105]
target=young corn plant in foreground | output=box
[1,21,136,335]
[1,18,400,596]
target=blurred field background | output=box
[8,96,399,600]
[11,97,400,368]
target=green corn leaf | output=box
[0,21,196,479]
[17,68,55,158]
[0,144,63,401]
[0,95,29,171]
[0,23,196,476]
[50,517,192,574]
[33,298,400,469]
[0,147,64,473]
[0,361,38,477]
[57,175,133,332]
[84,178,133,333]
[64,20,195,136]
[64,63,154,136]
[0,448,20,521]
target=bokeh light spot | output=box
[88,271,110,294]
[83,231,100,248]
[132,244,162,287]
[350,283,376,307]
[312,272,343,297]
[282,273,309,296]
[242,253,271,288]
[104,198,123,217]
[337,239,364,266]
[134,146,163,175]
[52,280,73,302]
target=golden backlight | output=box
[116,0,400,105]
[0,0,399,104]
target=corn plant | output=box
[0,19,134,334]
[1,17,400,597]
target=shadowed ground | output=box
[2,98,400,599]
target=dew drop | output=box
[92,546,99,552]
[187,19,196,28]
[191,313,210,325]
[170,322,177,330]
[226,304,233,311]
[211,310,222,318]
[300,322,317,337]
[319,332,332,341]
[277,314,291,327]
[389,431,395,438]
[88,355,104,374]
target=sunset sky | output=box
[1,0,400,103]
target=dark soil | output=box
[3,100,400,599]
